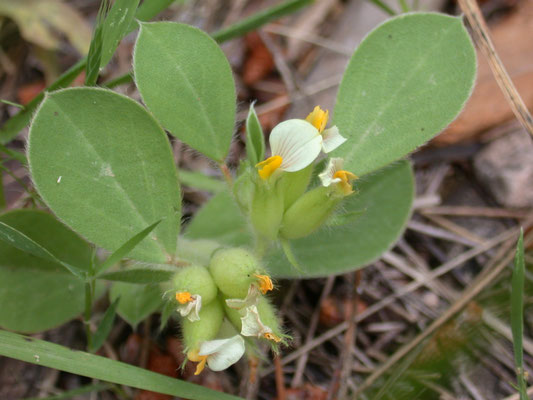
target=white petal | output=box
[240,305,271,338]
[321,126,347,153]
[177,295,202,322]
[269,119,322,172]
[319,158,343,187]
[199,335,245,372]
[225,285,260,312]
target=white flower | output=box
[256,119,322,179]
[175,291,202,322]
[256,106,347,180]
[225,285,261,312]
[187,335,245,375]
[241,305,281,343]
[318,158,357,196]
[305,105,347,153]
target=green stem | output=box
[84,282,93,352]
[280,238,303,273]
[367,0,397,15]
[398,0,410,12]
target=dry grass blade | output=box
[457,0,533,139]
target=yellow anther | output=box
[305,105,329,133]
[255,155,283,180]
[333,170,358,195]
[254,274,273,294]
[187,350,208,375]
[176,291,193,304]
[264,332,281,343]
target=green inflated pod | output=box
[209,248,262,298]
[279,186,342,239]
[172,265,218,305]
[181,299,224,352]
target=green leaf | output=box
[0,221,85,278]
[101,0,141,67]
[90,297,119,353]
[133,22,236,162]
[245,102,265,165]
[98,265,176,284]
[28,87,181,263]
[0,329,242,400]
[185,191,250,247]
[185,161,413,278]
[333,13,476,176]
[179,170,226,193]
[0,210,94,333]
[511,229,528,399]
[95,220,162,275]
[110,282,163,328]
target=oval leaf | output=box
[28,87,181,263]
[333,13,476,176]
[110,281,163,328]
[0,210,93,333]
[133,22,236,162]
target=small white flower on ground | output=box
[175,291,202,322]
[187,335,245,375]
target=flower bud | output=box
[250,179,284,240]
[280,186,342,239]
[172,265,218,305]
[209,248,261,298]
[182,300,224,351]
[277,164,314,210]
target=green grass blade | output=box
[97,266,175,284]
[0,221,85,278]
[212,0,312,43]
[85,0,109,86]
[0,144,27,163]
[0,99,24,109]
[95,220,162,275]
[0,329,242,400]
[367,0,397,15]
[90,297,120,353]
[511,229,527,400]
[100,0,141,67]
[22,383,111,400]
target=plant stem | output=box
[219,163,233,188]
[367,0,396,16]
[84,281,93,352]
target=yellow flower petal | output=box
[264,332,282,343]
[256,155,283,180]
[333,170,358,195]
[254,274,273,294]
[305,105,329,133]
[176,291,193,304]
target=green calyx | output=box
[209,248,261,298]
[250,179,284,241]
[181,299,224,351]
[172,265,218,305]
[280,186,343,240]
[278,164,314,211]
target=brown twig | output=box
[274,354,286,400]
[457,0,533,139]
